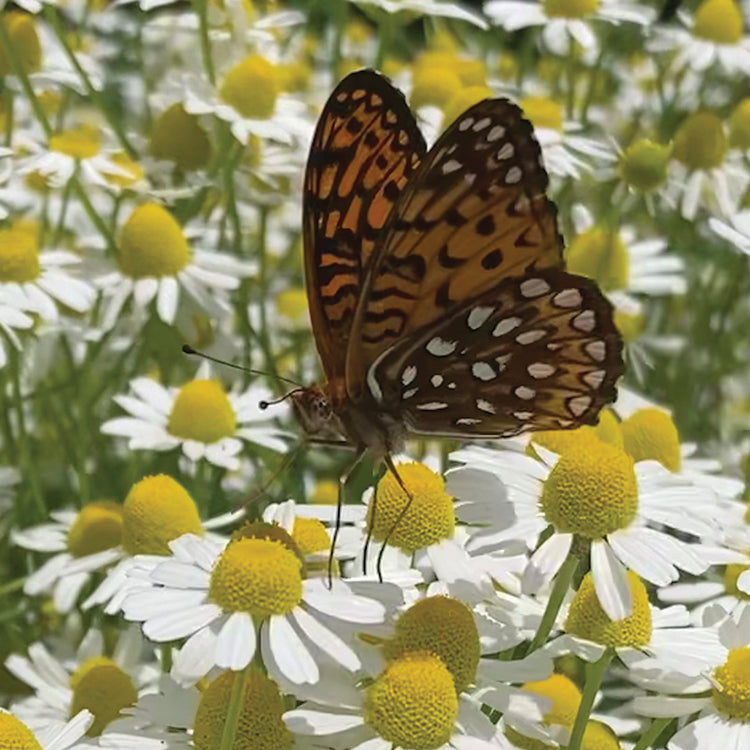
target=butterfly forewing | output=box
[303,70,426,380]
[367,269,623,438]
[348,97,564,391]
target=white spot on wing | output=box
[496,142,514,160]
[516,329,547,345]
[515,386,536,400]
[493,317,522,337]
[476,399,496,414]
[528,362,556,379]
[520,278,551,298]
[457,417,482,426]
[553,288,583,308]
[487,125,506,142]
[572,310,596,333]
[472,362,496,381]
[427,337,458,357]
[448,382,457,389]
[586,340,606,362]
[505,166,522,184]
[467,306,494,330]
[442,159,462,175]
[514,411,533,420]
[366,346,393,402]
[416,401,449,410]
[402,365,417,386]
[496,353,512,371]
[431,375,444,387]
[403,387,418,399]
[583,369,605,389]
[459,117,474,131]
[568,395,592,417]
[473,116,491,131]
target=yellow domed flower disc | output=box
[208,536,302,618]
[367,463,455,553]
[0,711,43,750]
[384,596,480,694]
[618,139,671,192]
[118,203,191,278]
[582,719,622,750]
[0,12,42,76]
[693,0,743,44]
[724,563,750,600]
[220,55,278,119]
[620,408,681,472]
[291,517,330,556]
[69,656,138,736]
[543,0,599,17]
[520,96,563,131]
[67,500,123,558]
[673,112,727,171]
[410,66,463,110]
[365,651,458,749]
[149,103,211,171]
[193,669,293,750]
[712,646,750,720]
[167,379,237,444]
[565,571,652,647]
[566,228,629,292]
[442,86,494,128]
[0,220,40,283]
[121,474,202,555]
[729,98,750,149]
[529,426,605,459]
[541,443,638,538]
[49,124,100,159]
[310,479,338,505]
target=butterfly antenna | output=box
[259,391,301,410]
[182,345,302,388]
[237,441,306,511]
[376,455,416,583]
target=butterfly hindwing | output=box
[366,269,623,438]
[304,70,426,380]
[348,96,564,391]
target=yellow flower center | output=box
[275,288,309,324]
[566,228,629,292]
[276,61,311,93]
[69,656,138,736]
[209,534,303,617]
[193,669,292,750]
[49,124,100,159]
[673,112,727,170]
[618,139,671,192]
[442,86,493,128]
[0,12,42,77]
[729,98,750,149]
[118,203,190,279]
[583,720,622,750]
[367,463,455,553]
[543,0,599,18]
[521,96,563,131]
[220,55,278,119]
[364,652,458,750]
[712,647,750,720]
[149,103,212,172]
[121,474,202,555]
[385,596,479,694]
[566,571,652,646]
[613,308,645,343]
[167,379,237,444]
[67,501,123,558]
[724,563,750,600]
[620,408,681,472]
[693,0,743,44]
[506,673,582,749]
[410,66,463,110]
[104,152,144,187]
[541,443,637,538]
[531,413,623,458]
[0,712,43,750]
[0,220,40,283]
[310,479,338,505]
[291,517,330,556]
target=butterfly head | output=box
[290,386,339,437]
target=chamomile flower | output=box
[101,365,288,470]
[95,202,257,328]
[609,137,674,215]
[632,610,750,750]
[121,526,386,686]
[0,708,93,750]
[450,437,734,622]
[484,0,654,62]
[6,626,159,737]
[0,218,96,323]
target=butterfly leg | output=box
[375,454,416,583]
[328,446,369,588]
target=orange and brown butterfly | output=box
[291,68,623,474]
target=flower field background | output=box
[1,0,750,748]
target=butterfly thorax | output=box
[291,379,406,456]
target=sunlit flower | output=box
[0,708,93,750]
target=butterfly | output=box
[290,69,623,484]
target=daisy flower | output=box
[0,218,96,323]
[101,366,288,470]
[0,708,93,750]
[121,526,388,686]
[710,208,750,257]
[648,0,750,78]
[95,202,257,329]
[450,434,738,621]
[5,625,159,737]
[15,473,242,615]
[632,610,750,750]
[483,0,654,62]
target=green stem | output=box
[526,552,578,654]
[631,717,672,750]
[44,7,136,157]
[160,644,173,672]
[192,0,216,85]
[566,649,613,750]
[0,576,26,597]
[220,666,248,750]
